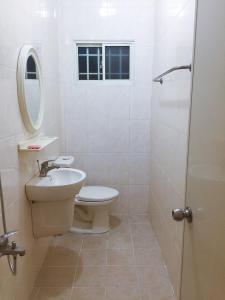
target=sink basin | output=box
[26,168,86,202]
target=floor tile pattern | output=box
[31,214,176,300]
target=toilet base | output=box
[70,205,110,234]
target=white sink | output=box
[26,168,86,202]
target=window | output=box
[77,43,131,81]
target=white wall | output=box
[0,0,61,299]
[150,0,196,297]
[58,0,154,215]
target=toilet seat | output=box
[75,186,119,205]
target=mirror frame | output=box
[17,45,44,133]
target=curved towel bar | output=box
[153,64,192,84]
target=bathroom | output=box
[0,0,225,299]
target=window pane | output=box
[89,74,98,80]
[89,47,98,54]
[106,46,119,55]
[79,74,87,80]
[110,56,120,74]
[122,56,129,74]
[89,56,98,73]
[77,46,102,80]
[122,46,129,55]
[105,46,130,80]
[78,47,87,54]
[79,56,87,73]
[121,73,129,79]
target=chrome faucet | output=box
[38,160,60,177]
[0,231,25,257]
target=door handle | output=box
[172,207,193,223]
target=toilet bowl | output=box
[53,156,119,234]
[70,186,119,234]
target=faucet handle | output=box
[0,230,18,247]
[41,160,55,167]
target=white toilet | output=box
[53,156,119,234]
[71,186,119,234]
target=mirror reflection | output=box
[24,55,41,126]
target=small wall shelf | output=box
[18,136,58,152]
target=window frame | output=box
[75,41,134,84]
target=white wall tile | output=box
[150,0,195,297]
[129,154,150,185]
[59,0,153,218]
[0,1,61,298]
[129,185,150,214]
[130,121,150,153]
[66,120,88,153]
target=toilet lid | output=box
[76,186,119,202]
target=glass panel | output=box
[79,56,87,73]
[106,46,119,55]
[77,46,102,80]
[78,47,87,55]
[122,46,129,55]
[121,73,129,79]
[89,47,98,55]
[105,46,130,80]
[122,56,129,74]
[89,56,98,73]
[89,74,98,80]
[79,74,87,80]
[112,56,120,73]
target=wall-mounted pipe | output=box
[0,172,25,275]
[153,64,192,84]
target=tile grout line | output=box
[69,236,84,300]
[32,287,40,300]
[129,218,142,300]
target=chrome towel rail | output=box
[153,64,192,84]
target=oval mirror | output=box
[17,45,43,133]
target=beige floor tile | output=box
[34,287,72,300]
[52,233,83,251]
[134,247,163,266]
[131,223,155,237]
[110,214,130,229]
[35,267,75,287]
[106,266,138,287]
[79,249,107,266]
[108,230,133,249]
[82,236,108,249]
[130,214,150,224]
[71,287,106,300]
[74,266,106,287]
[132,228,157,248]
[137,266,173,293]
[33,216,176,300]
[30,287,39,299]
[107,249,135,265]
[43,247,79,267]
[106,286,141,300]
[141,288,176,300]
